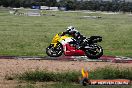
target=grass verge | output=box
[17,70,80,83]
[4,67,132,88]
[6,67,131,83]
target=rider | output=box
[61,26,85,49]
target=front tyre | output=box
[46,43,63,57]
[85,44,103,59]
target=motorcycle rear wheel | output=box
[46,43,63,57]
[85,44,103,59]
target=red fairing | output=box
[64,44,85,56]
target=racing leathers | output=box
[61,27,85,49]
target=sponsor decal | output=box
[80,68,131,86]
[90,79,130,85]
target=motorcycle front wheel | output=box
[46,43,63,57]
[85,44,103,59]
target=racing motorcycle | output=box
[46,32,103,59]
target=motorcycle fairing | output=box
[58,37,85,56]
[64,44,85,56]
[51,33,73,47]
[59,37,73,45]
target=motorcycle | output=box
[46,32,103,59]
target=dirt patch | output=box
[0,59,132,77]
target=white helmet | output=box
[67,26,76,31]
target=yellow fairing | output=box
[51,34,60,47]
[51,34,60,43]
[51,33,72,47]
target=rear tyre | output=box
[46,43,63,57]
[85,44,103,59]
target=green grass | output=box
[5,67,132,88]
[0,10,132,56]
[17,70,80,83]
[89,67,132,80]
[7,67,131,82]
